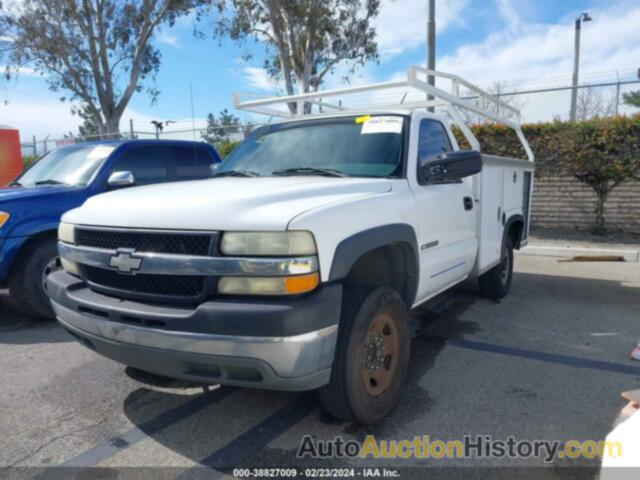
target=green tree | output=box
[201,108,240,144]
[1,0,208,136]
[214,0,380,113]
[458,117,640,235]
[623,91,640,109]
[73,104,103,141]
[566,117,640,234]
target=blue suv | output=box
[0,139,220,318]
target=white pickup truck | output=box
[47,67,534,424]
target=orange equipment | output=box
[0,127,24,186]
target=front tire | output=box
[479,236,514,300]
[319,287,410,424]
[9,237,60,319]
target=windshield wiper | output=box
[212,170,260,178]
[272,167,346,177]
[34,179,68,186]
[8,181,22,187]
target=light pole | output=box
[426,0,436,109]
[569,12,592,121]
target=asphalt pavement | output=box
[1,255,639,479]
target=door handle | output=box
[463,196,473,211]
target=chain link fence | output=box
[20,71,640,159]
[461,79,640,125]
[19,125,249,160]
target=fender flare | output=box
[328,223,419,306]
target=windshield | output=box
[16,144,115,187]
[219,115,406,178]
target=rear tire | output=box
[479,236,514,300]
[319,286,410,424]
[9,237,60,319]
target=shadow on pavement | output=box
[0,291,70,344]
[9,268,637,474]
[118,288,479,473]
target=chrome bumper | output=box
[58,241,318,276]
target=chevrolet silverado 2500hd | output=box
[46,67,535,424]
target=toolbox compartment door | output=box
[478,163,504,273]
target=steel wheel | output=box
[360,312,400,397]
[319,287,411,424]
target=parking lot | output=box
[1,254,639,479]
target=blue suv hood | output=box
[0,185,90,239]
[0,184,83,202]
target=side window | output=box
[174,146,215,180]
[417,119,452,166]
[110,146,170,186]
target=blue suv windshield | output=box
[16,144,115,187]
[219,115,406,178]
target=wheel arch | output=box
[8,229,58,279]
[503,214,524,250]
[328,224,419,307]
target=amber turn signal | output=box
[284,273,319,294]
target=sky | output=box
[1,0,640,141]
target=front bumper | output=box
[47,270,341,391]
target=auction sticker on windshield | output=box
[360,116,403,135]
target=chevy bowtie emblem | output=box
[109,249,143,274]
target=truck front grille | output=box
[76,229,213,256]
[75,228,217,302]
[84,266,205,298]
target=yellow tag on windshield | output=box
[355,115,371,124]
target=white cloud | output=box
[241,66,279,91]
[157,32,181,48]
[7,0,640,139]
[437,0,640,88]
[495,0,521,31]
[0,95,167,141]
[0,97,82,140]
[234,0,640,122]
[238,57,384,96]
[374,0,471,57]
[235,0,470,93]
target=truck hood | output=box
[64,177,392,231]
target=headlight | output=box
[60,258,81,277]
[0,211,9,228]
[218,273,319,296]
[221,231,316,256]
[58,222,76,244]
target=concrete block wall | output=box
[531,176,640,233]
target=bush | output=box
[22,155,38,168]
[216,140,241,159]
[455,116,640,234]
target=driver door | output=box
[410,115,478,303]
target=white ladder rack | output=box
[233,65,534,162]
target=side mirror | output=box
[107,171,135,188]
[210,163,221,176]
[419,150,483,183]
